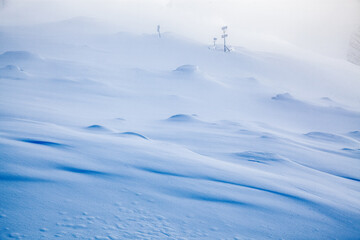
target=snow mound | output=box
[118,132,148,140]
[318,97,347,109]
[304,132,356,144]
[0,65,28,79]
[321,97,333,102]
[173,65,199,74]
[341,148,360,157]
[347,131,360,140]
[271,93,294,101]
[0,51,41,63]
[85,125,110,132]
[167,114,198,122]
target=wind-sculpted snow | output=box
[85,125,111,132]
[232,151,285,164]
[271,92,294,101]
[0,51,42,63]
[0,19,359,239]
[0,65,29,79]
[269,92,360,131]
[304,131,359,145]
[167,114,199,122]
[348,130,360,140]
[118,132,148,140]
[17,138,69,148]
[173,64,200,74]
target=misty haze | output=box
[0,0,360,239]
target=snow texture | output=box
[0,18,359,240]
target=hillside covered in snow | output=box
[0,18,360,239]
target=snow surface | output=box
[0,18,360,239]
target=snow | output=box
[0,18,359,239]
[0,65,28,80]
[174,65,200,74]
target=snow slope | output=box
[0,18,359,239]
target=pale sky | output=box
[0,0,359,58]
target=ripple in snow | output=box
[118,132,148,140]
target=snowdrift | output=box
[0,18,359,240]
